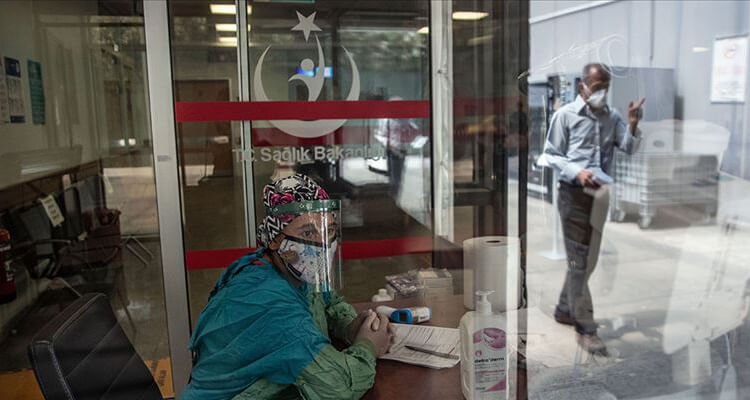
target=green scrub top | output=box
[183,249,376,400]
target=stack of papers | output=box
[380,324,460,369]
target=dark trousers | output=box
[387,148,406,199]
[556,181,609,334]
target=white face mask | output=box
[278,236,338,287]
[586,88,608,109]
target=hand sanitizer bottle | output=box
[460,291,507,400]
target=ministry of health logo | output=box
[253,11,360,138]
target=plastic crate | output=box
[611,153,719,228]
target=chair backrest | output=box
[61,187,85,240]
[28,293,162,400]
[18,204,54,255]
[77,176,106,213]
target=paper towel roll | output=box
[463,236,521,312]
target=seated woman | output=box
[182,174,392,400]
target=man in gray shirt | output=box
[542,63,644,354]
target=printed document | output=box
[379,324,460,369]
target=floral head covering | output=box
[256,173,330,247]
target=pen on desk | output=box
[404,345,459,360]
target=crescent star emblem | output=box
[253,12,360,139]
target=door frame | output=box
[143,0,455,396]
[143,0,192,396]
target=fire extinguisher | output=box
[0,229,16,304]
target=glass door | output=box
[155,0,528,396]
[244,0,432,304]
[168,0,434,315]
[0,1,175,398]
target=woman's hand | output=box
[345,310,373,344]
[355,312,393,357]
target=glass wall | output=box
[246,0,432,304]
[170,0,529,398]
[0,1,172,398]
[170,0,436,323]
[168,0,247,323]
[4,0,745,398]
[526,0,750,398]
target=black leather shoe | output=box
[577,333,608,355]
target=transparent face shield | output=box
[269,200,342,293]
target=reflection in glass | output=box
[0,0,172,397]
[527,0,750,398]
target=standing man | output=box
[377,97,420,201]
[542,63,645,354]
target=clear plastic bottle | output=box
[371,288,393,302]
[460,291,507,400]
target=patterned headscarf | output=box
[256,173,330,247]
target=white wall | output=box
[530,0,750,178]
[0,1,49,155]
[0,0,106,189]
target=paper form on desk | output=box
[379,324,460,369]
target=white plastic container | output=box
[463,237,521,313]
[371,288,393,302]
[459,291,507,400]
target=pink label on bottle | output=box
[472,328,507,393]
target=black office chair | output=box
[60,187,86,242]
[77,175,106,213]
[77,175,154,267]
[28,293,162,400]
[14,203,79,281]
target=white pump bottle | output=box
[459,291,508,400]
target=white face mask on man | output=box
[584,84,608,109]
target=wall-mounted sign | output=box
[4,57,25,123]
[28,60,45,125]
[253,11,360,138]
[710,35,748,103]
[0,57,9,124]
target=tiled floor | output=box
[522,175,750,398]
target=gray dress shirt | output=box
[541,95,641,183]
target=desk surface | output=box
[353,296,466,400]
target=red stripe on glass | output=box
[174,100,430,122]
[185,236,433,270]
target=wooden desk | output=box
[353,295,466,400]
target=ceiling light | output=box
[210,4,252,15]
[692,46,709,53]
[453,11,489,21]
[468,34,494,46]
[210,4,235,14]
[215,23,237,32]
[218,36,237,45]
[417,26,429,34]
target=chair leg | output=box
[55,277,83,298]
[115,271,138,336]
[123,236,153,267]
[129,236,154,261]
[125,242,150,267]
